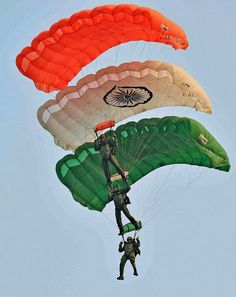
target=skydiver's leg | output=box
[109,155,126,180]
[122,205,139,229]
[102,158,111,184]
[118,255,127,279]
[115,208,123,234]
[130,258,138,276]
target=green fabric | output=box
[56,117,230,211]
[123,221,142,234]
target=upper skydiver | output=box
[94,131,126,185]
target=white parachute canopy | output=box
[37,60,212,150]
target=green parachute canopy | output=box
[56,117,230,211]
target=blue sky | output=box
[1,1,236,296]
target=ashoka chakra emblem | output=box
[103,86,153,107]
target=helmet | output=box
[127,236,132,242]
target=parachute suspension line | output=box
[142,133,197,217]
[77,38,176,145]
[134,230,139,239]
[143,165,213,226]
[114,52,135,169]
[127,81,174,173]
[124,117,162,172]
[124,116,191,222]
[127,119,163,174]
[120,125,169,224]
[78,67,95,142]
[126,84,182,216]
[188,162,193,186]
[143,162,166,210]
[146,40,158,60]
[115,43,118,66]
[153,166,186,208]
[102,39,148,153]
[141,165,175,219]
[90,45,124,132]
[136,180,141,220]
[127,125,151,171]
[142,134,189,215]
[188,168,212,186]
[143,168,212,227]
[128,129,156,172]
[94,55,109,126]
[119,56,165,171]
[94,56,108,128]
[101,211,116,227]
[130,119,182,220]
[93,65,104,127]
[142,165,187,223]
[117,122,143,227]
[46,90,56,100]
[128,41,137,61]
[138,41,147,62]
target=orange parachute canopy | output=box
[16,4,188,93]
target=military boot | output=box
[118,227,124,236]
[133,269,138,276]
[134,221,140,230]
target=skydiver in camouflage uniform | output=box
[94,132,126,185]
[117,236,141,280]
[108,184,139,235]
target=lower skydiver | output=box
[117,235,141,280]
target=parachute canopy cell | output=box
[38,60,212,151]
[16,4,189,92]
[56,117,230,212]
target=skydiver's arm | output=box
[124,195,131,205]
[108,138,116,154]
[108,131,117,148]
[123,185,131,194]
[94,138,101,151]
[118,242,124,252]
[136,238,140,247]
[108,189,113,202]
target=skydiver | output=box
[117,235,141,280]
[94,132,126,185]
[108,184,139,235]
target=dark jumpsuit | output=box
[118,238,140,277]
[108,186,138,232]
[94,133,125,183]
